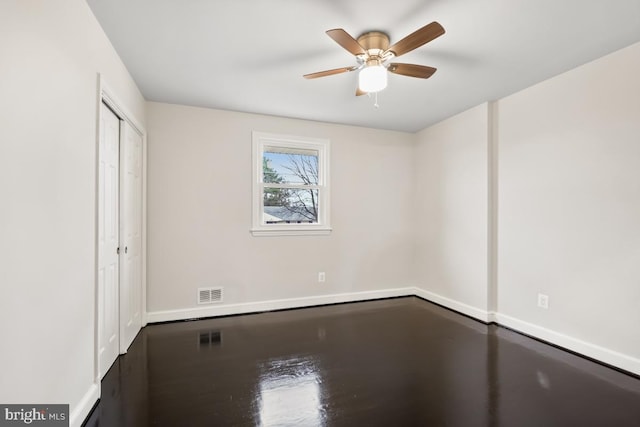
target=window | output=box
[252,132,330,236]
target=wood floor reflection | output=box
[83,297,640,426]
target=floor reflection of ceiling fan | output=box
[304,22,445,95]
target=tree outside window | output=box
[263,152,318,223]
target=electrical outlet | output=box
[537,293,549,309]
[318,272,326,283]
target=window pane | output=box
[263,149,319,185]
[263,188,319,224]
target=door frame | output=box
[94,75,148,383]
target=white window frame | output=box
[251,131,331,237]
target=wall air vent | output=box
[198,287,223,304]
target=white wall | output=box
[146,102,416,319]
[0,1,145,425]
[413,104,490,319]
[497,41,640,372]
[414,41,640,375]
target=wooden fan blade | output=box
[326,29,366,56]
[388,63,437,79]
[385,22,445,57]
[356,87,367,96]
[303,66,357,79]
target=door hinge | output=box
[117,247,120,255]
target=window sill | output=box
[250,227,332,237]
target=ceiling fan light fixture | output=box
[305,22,445,95]
[359,62,387,93]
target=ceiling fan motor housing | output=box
[357,31,390,58]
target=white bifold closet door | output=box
[98,101,143,378]
[98,103,121,378]
[119,119,143,353]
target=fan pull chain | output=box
[366,92,381,108]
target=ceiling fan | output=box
[304,22,445,95]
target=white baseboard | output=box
[146,286,640,377]
[412,287,639,376]
[412,287,492,323]
[146,287,415,323]
[70,382,99,427]
[495,312,640,376]
[487,311,498,323]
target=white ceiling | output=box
[87,0,640,133]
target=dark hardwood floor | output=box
[84,297,640,426]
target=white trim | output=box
[250,227,332,237]
[100,78,145,136]
[413,286,639,376]
[146,287,414,323]
[495,312,640,376]
[145,285,640,377]
[487,101,499,313]
[141,131,148,327]
[70,383,99,427]
[92,74,102,387]
[413,287,492,322]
